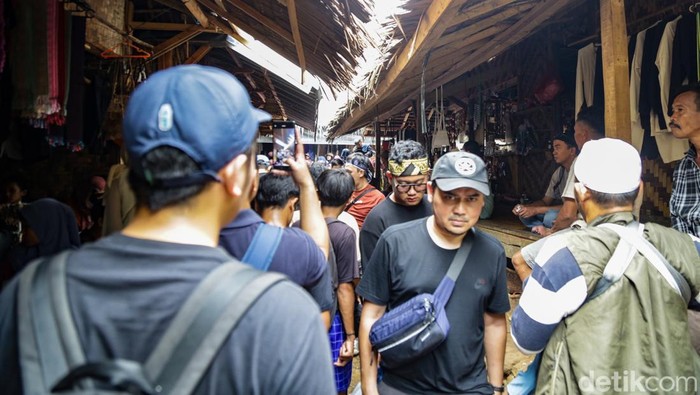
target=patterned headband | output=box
[388,158,430,176]
[347,156,372,182]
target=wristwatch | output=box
[492,385,504,393]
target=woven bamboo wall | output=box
[641,158,675,225]
[518,152,559,201]
[510,155,674,226]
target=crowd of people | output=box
[0,65,699,395]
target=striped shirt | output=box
[671,146,700,237]
[510,234,587,354]
[511,216,700,354]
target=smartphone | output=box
[272,120,296,170]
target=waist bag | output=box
[18,250,286,394]
[369,236,472,369]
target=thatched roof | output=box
[327,0,588,137]
[94,0,376,129]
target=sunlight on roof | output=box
[317,0,409,132]
[223,0,408,132]
[226,32,316,94]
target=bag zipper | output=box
[377,299,435,353]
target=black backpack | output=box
[18,251,285,394]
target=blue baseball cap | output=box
[123,65,271,188]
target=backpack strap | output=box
[145,263,286,395]
[344,187,376,211]
[599,222,692,305]
[241,223,284,271]
[18,250,89,393]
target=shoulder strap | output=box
[599,222,692,304]
[241,223,284,271]
[19,251,90,394]
[345,187,376,211]
[432,232,474,311]
[145,264,286,395]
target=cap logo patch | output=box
[157,103,173,132]
[455,158,476,176]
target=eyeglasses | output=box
[394,182,427,193]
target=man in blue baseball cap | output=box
[0,65,335,394]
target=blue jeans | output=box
[519,209,559,229]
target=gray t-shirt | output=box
[544,166,569,201]
[0,233,335,394]
[357,218,510,394]
[562,158,578,200]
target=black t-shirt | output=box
[360,195,432,268]
[357,218,510,394]
[0,233,335,394]
[327,218,359,284]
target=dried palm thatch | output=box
[327,0,586,137]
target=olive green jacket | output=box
[536,212,700,395]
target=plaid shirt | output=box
[671,146,700,237]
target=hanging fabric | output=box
[574,43,596,117]
[432,86,449,149]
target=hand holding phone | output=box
[273,121,296,170]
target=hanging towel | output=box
[654,16,687,163]
[575,43,596,117]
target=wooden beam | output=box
[264,70,287,120]
[286,0,306,84]
[158,51,174,70]
[599,0,631,141]
[131,22,204,31]
[185,0,247,43]
[224,0,294,44]
[224,47,266,103]
[333,0,461,136]
[152,25,204,60]
[181,0,210,28]
[399,107,412,131]
[451,0,524,26]
[184,44,212,64]
[436,5,530,51]
[213,0,242,37]
[430,0,574,90]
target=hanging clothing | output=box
[629,22,660,151]
[639,20,667,159]
[670,14,700,90]
[575,43,596,117]
[654,16,687,163]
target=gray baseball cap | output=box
[431,152,490,195]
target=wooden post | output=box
[375,116,381,187]
[599,0,631,142]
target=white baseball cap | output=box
[574,138,641,194]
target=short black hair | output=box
[588,187,639,208]
[576,107,605,138]
[389,140,427,163]
[671,83,700,111]
[1,172,28,192]
[552,133,578,150]
[129,147,209,211]
[308,162,327,185]
[461,140,483,158]
[255,173,299,211]
[317,169,354,207]
[330,158,345,167]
